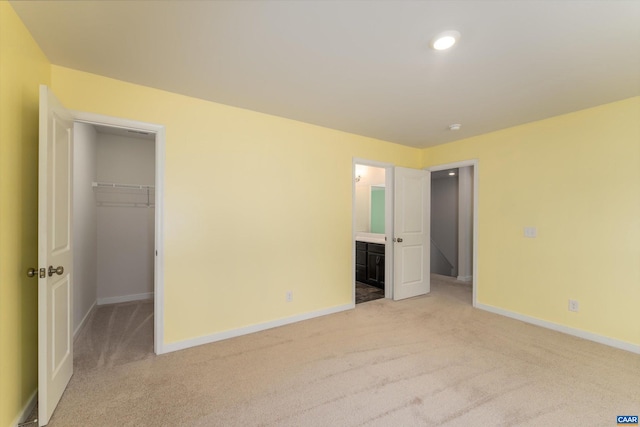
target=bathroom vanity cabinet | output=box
[355,241,385,289]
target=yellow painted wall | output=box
[4,6,637,423]
[423,97,640,346]
[0,3,51,425]
[50,65,422,345]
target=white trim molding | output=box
[73,301,96,340]
[477,303,640,354]
[97,292,154,306]
[163,303,354,354]
[12,389,37,427]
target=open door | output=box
[393,167,430,300]
[38,85,74,425]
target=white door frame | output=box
[352,158,394,301]
[73,111,166,354]
[426,159,479,307]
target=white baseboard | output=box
[476,303,640,354]
[163,303,354,354]
[74,301,96,340]
[97,292,154,306]
[11,389,37,427]
[457,275,472,282]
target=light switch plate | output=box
[524,226,537,238]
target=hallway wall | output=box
[430,172,458,276]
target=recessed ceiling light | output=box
[449,123,462,131]
[448,171,456,176]
[431,31,461,51]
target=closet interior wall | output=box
[96,131,155,304]
[73,123,98,333]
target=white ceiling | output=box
[10,0,640,148]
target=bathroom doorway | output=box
[353,162,390,304]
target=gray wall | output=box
[457,166,473,281]
[72,122,98,333]
[96,133,155,303]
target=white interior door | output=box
[393,167,430,300]
[38,85,74,426]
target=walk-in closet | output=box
[73,122,156,364]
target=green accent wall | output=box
[370,187,385,233]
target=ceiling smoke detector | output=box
[449,123,462,131]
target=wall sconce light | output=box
[355,165,366,183]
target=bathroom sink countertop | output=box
[355,233,386,244]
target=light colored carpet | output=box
[74,299,155,372]
[49,275,640,426]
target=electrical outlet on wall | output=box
[286,291,293,302]
[568,299,579,312]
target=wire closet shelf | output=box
[92,181,155,208]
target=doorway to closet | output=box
[73,122,156,364]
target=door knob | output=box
[395,238,403,243]
[28,268,46,278]
[48,265,64,277]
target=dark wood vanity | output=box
[356,241,385,289]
